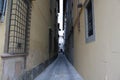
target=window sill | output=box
[1,53,27,59]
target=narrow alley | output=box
[34,53,83,80]
[0,0,120,80]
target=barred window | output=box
[85,0,95,43]
[6,0,31,54]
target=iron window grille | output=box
[6,0,31,54]
[85,0,95,43]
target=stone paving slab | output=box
[34,53,83,80]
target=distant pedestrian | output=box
[60,49,64,54]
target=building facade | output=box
[0,0,59,80]
[64,0,120,80]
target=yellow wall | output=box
[106,0,120,80]
[73,0,120,80]
[0,0,57,79]
[0,23,5,54]
[26,0,55,70]
[73,0,110,80]
[0,13,7,80]
[0,24,5,79]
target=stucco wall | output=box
[2,57,25,80]
[0,12,7,80]
[26,0,55,70]
[0,0,57,79]
[73,0,110,80]
[0,23,5,80]
[106,0,120,80]
[0,23,5,54]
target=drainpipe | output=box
[1,0,7,23]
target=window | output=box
[5,0,31,54]
[49,28,52,53]
[0,0,7,22]
[50,0,52,14]
[85,0,95,43]
[0,0,4,14]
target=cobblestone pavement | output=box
[34,53,83,80]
